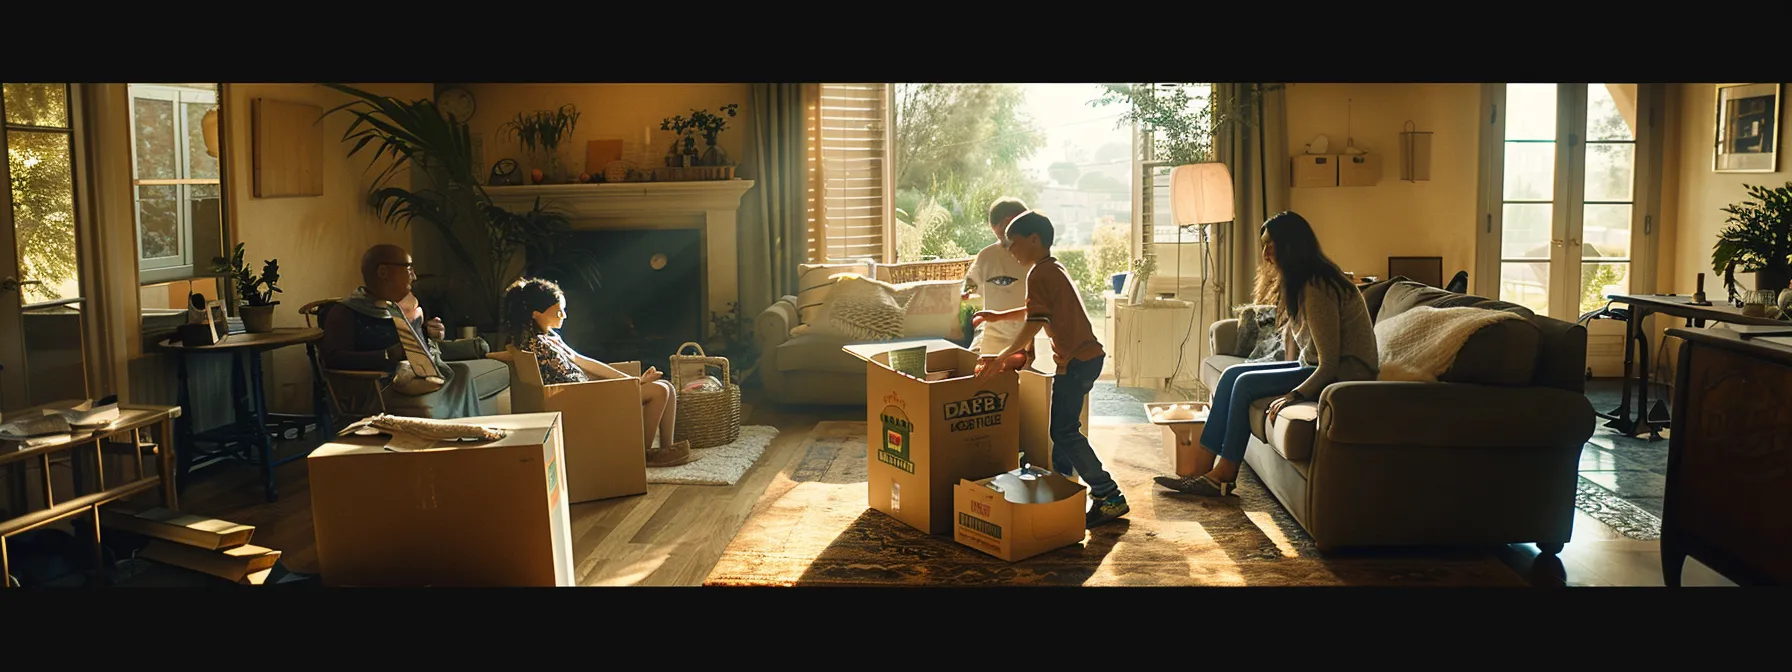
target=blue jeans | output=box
[1049,355,1118,498]
[1199,361,1317,464]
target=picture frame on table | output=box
[1713,83,1781,173]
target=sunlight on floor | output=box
[1244,511,1301,559]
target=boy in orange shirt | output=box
[974,211,1126,528]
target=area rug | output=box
[704,420,1526,587]
[647,425,778,486]
[1574,476,1661,541]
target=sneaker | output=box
[647,440,699,467]
[1154,474,1236,497]
[1085,491,1130,528]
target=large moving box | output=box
[954,468,1088,562]
[505,347,647,503]
[863,345,1021,535]
[308,412,575,587]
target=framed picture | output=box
[1713,83,1782,173]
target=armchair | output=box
[498,346,647,503]
[299,298,511,426]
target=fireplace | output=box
[554,229,702,371]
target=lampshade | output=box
[201,108,220,158]
[1169,162,1235,225]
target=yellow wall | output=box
[224,83,432,412]
[1283,83,1483,289]
[451,83,755,179]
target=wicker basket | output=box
[881,257,974,283]
[669,342,742,449]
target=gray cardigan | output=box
[1289,279,1380,399]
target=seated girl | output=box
[502,277,698,468]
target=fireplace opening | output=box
[551,229,702,373]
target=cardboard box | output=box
[308,411,575,587]
[1338,152,1381,187]
[954,469,1088,562]
[1146,401,1209,478]
[1015,367,1091,474]
[1292,154,1338,188]
[506,347,647,503]
[864,345,1021,535]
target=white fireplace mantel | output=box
[485,179,756,336]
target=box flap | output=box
[842,338,962,363]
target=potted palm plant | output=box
[1712,181,1792,302]
[318,85,602,346]
[498,104,581,183]
[213,242,281,333]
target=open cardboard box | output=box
[851,341,1020,535]
[1145,401,1210,478]
[503,346,647,503]
[954,468,1087,562]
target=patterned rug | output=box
[705,420,1527,587]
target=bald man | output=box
[319,244,481,419]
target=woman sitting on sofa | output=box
[1156,211,1379,496]
[502,277,698,468]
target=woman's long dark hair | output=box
[1259,211,1353,325]
[502,277,566,348]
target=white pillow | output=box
[894,279,962,339]
[809,275,906,341]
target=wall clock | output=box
[489,158,521,186]
[437,86,476,122]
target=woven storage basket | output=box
[882,257,973,283]
[669,342,742,449]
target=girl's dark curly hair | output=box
[502,277,566,347]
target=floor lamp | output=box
[1167,162,1235,393]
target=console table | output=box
[1601,294,1788,440]
[1661,327,1792,586]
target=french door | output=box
[0,83,89,412]
[1477,83,1662,323]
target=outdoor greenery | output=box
[893,84,1044,261]
[319,84,602,331]
[5,83,77,304]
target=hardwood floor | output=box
[161,390,1734,588]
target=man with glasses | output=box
[318,244,483,419]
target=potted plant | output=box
[213,242,282,333]
[1712,181,1792,303]
[659,113,701,167]
[691,103,739,167]
[499,104,581,183]
[319,85,603,345]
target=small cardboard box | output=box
[1146,401,1210,478]
[1338,153,1381,187]
[506,347,647,503]
[864,345,1021,535]
[954,469,1088,562]
[308,411,575,587]
[1015,366,1091,474]
[1292,154,1339,188]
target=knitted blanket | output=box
[1373,306,1520,382]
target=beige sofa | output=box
[757,258,972,406]
[1202,278,1594,553]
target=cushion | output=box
[462,357,511,400]
[1247,397,1318,461]
[894,279,963,339]
[775,333,870,374]
[796,261,875,327]
[1377,281,1542,386]
[810,274,906,341]
[1201,355,1246,392]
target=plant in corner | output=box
[1711,181,1792,303]
[317,85,602,343]
[213,242,282,333]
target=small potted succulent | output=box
[213,242,282,333]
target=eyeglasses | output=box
[381,263,417,278]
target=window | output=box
[1476,84,1662,321]
[3,82,91,408]
[807,83,891,263]
[129,83,223,283]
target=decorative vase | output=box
[700,145,729,167]
[240,304,277,333]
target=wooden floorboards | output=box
[157,390,1732,588]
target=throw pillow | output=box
[894,279,962,339]
[813,274,907,341]
[796,261,875,328]
[1232,304,1284,362]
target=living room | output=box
[0,80,1783,588]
